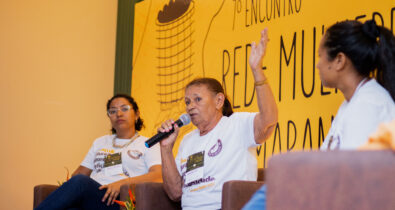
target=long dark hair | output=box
[186,77,233,117]
[106,94,144,133]
[323,19,395,101]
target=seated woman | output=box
[243,19,395,210]
[158,28,278,209]
[318,19,395,150]
[35,94,162,210]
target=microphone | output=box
[145,114,191,148]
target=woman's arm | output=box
[249,28,279,144]
[160,144,183,201]
[129,164,162,183]
[99,164,163,205]
[159,120,183,201]
[72,165,92,177]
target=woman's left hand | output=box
[99,179,126,206]
[249,28,269,74]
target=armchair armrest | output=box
[120,182,181,210]
[257,168,265,181]
[33,184,59,208]
[222,180,264,210]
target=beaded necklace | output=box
[112,132,140,148]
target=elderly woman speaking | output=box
[158,28,278,210]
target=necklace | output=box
[112,132,140,149]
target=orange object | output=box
[114,200,126,207]
[128,188,136,206]
[359,119,395,151]
[65,167,70,181]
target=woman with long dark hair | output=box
[318,19,395,150]
[243,19,395,210]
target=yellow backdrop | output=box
[131,0,394,167]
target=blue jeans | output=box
[242,185,266,210]
[35,174,120,210]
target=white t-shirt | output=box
[175,112,259,210]
[81,134,161,185]
[321,79,395,150]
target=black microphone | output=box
[145,114,191,148]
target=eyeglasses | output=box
[107,105,132,116]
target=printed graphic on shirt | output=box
[103,152,123,176]
[185,176,215,188]
[208,139,222,157]
[180,158,187,171]
[93,149,113,172]
[180,158,188,182]
[186,151,204,172]
[93,149,125,174]
[184,175,216,193]
[327,134,341,150]
[104,153,122,167]
[127,150,143,159]
[190,182,215,192]
[123,168,130,177]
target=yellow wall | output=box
[0,0,118,209]
[132,0,394,166]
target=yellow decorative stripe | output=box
[190,183,214,192]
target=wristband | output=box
[254,79,268,86]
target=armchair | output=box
[266,151,395,210]
[33,184,59,209]
[34,168,264,209]
[120,168,264,210]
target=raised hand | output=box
[249,28,269,73]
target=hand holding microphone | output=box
[145,114,191,148]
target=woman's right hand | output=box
[158,119,180,148]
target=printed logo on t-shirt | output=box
[208,139,222,157]
[104,153,122,167]
[103,153,123,176]
[123,167,130,176]
[180,158,187,172]
[186,151,204,172]
[127,150,143,159]
[184,176,215,188]
[94,151,112,172]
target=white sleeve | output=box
[144,143,162,169]
[80,141,97,170]
[232,112,258,148]
[342,102,393,149]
